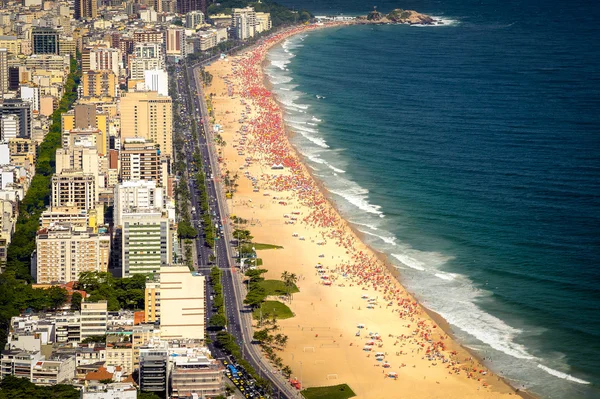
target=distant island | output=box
[357,7,438,25]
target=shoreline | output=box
[205,22,536,399]
[260,33,537,399]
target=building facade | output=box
[121,211,171,277]
[119,92,173,157]
[35,225,110,284]
[80,301,108,340]
[32,28,59,55]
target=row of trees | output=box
[0,375,162,399]
[252,316,292,378]
[0,56,82,351]
[192,151,216,248]
[208,266,227,329]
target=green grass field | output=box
[253,243,283,250]
[257,280,299,296]
[301,384,356,399]
[252,300,294,320]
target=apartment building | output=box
[80,301,108,340]
[51,169,97,210]
[119,91,172,157]
[35,224,110,284]
[114,179,164,226]
[121,210,171,277]
[81,70,117,99]
[159,267,205,340]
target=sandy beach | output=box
[203,24,528,399]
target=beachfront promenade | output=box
[180,58,300,399]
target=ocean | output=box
[263,0,600,398]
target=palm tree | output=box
[281,271,289,288]
[285,273,298,302]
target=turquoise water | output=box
[265,1,600,398]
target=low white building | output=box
[81,383,138,399]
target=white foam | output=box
[271,60,290,70]
[312,116,322,122]
[350,221,380,231]
[436,292,535,360]
[435,272,457,281]
[330,186,384,217]
[392,253,426,271]
[359,229,397,245]
[281,100,309,111]
[271,75,293,85]
[327,164,345,174]
[537,365,590,385]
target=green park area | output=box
[301,384,356,399]
[253,300,294,320]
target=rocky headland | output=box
[357,8,438,25]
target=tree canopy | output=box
[0,375,79,399]
[75,271,150,311]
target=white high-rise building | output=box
[232,7,257,40]
[114,180,164,226]
[20,85,41,113]
[143,69,169,97]
[0,115,19,141]
[83,47,121,78]
[186,11,205,29]
[129,43,164,80]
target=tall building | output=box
[0,114,19,141]
[129,43,164,80]
[143,69,168,97]
[62,127,106,156]
[165,28,185,59]
[119,91,173,157]
[177,0,207,15]
[114,180,164,226]
[144,280,160,323]
[232,7,259,40]
[35,225,110,284]
[170,352,224,398]
[51,170,98,210]
[185,10,205,29]
[0,99,32,138]
[61,104,110,155]
[82,47,121,77]
[158,266,205,340]
[81,70,118,98]
[32,28,59,55]
[256,12,273,33]
[20,84,40,113]
[55,145,104,190]
[119,138,163,185]
[133,30,163,46]
[0,48,7,98]
[74,0,98,20]
[80,301,108,340]
[139,342,168,393]
[121,210,171,277]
